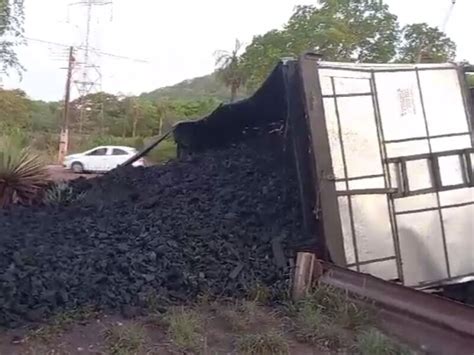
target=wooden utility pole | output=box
[58,47,75,164]
[132,98,139,138]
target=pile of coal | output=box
[0,135,303,327]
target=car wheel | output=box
[71,162,84,174]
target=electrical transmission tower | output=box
[68,0,112,133]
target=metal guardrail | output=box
[320,263,474,354]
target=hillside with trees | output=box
[140,72,248,102]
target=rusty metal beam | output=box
[319,263,474,354]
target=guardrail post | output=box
[293,252,323,299]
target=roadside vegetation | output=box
[2,285,412,354]
[0,139,49,208]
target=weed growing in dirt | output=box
[292,301,351,348]
[308,285,372,329]
[44,181,84,205]
[165,307,202,352]
[218,301,257,331]
[217,300,277,332]
[103,323,147,355]
[247,283,272,303]
[29,306,99,343]
[219,307,247,331]
[236,331,289,355]
[288,285,372,349]
[143,313,167,328]
[354,328,412,355]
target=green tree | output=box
[215,39,247,102]
[70,92,123,135]
[29,100,60,132]
[398,23,456,63]
[0,88,30,131]
[240,30,290,91]
[241,0,399,90]
[0,0,25,75]
[286,2,399,62]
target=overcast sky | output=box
[1,0,471,101]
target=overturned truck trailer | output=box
[173,54,474,290]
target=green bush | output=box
[145,139,177,164]
[0,141,49,208]
[44,181,85,206]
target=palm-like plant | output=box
[0,142,49,208]
[215,39,247,102]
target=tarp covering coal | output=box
[173,63,288,153]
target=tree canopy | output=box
[0,0,25,75]
[0,88,219,140]
[398,23,456,63]
[215,39,247,102]
[238,0,457,90]
[0,88,29,131]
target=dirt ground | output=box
[0,303,322,355]
[0,291,411,355]
[47,165,98,182]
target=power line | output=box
[23,36,151,64]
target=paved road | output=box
[46,165,98,182]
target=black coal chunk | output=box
[0,134,303,327]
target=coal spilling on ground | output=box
[0,135,304,327]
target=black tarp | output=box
[173,60,326,257]
[173,63,288,153]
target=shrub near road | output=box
[0,142,49,208]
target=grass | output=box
[18,301,408,355]
[305,285,372,329]
[218,301,258,331]
[247,283,272,304]
[354,329,412,355]
[289,284,373,349]
[219,307,248,331]
[103,323,147,355]
[236,331,289,355]
[29,306,99,343]
[146,139,177,164]
[294,301,354,348]
[217,300,278,333]
[165,307,202,352]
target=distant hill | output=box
[140,72,248,102]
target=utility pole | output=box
[132,98,139,138]
[58,47,75,164]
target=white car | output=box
[64,146,145,173]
